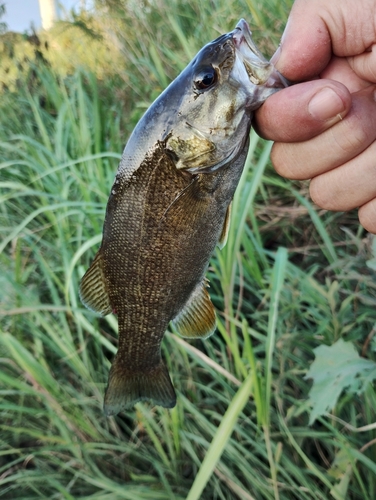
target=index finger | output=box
[273,0,376,81]
[271,1,331,81]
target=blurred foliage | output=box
[0,2,6,34]
[0,13,124,92]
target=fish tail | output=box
[103,357,176,416]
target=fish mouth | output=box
[231,19,289,89]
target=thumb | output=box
[254,79,351,143]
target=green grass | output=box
[1,0,376,498]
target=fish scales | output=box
[79,19,288,415]
[104,140,245,356]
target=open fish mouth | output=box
[167,18,290,175]
[231,18,289,88]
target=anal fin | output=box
[172,279,216,339]
[79,251,112,316]
[217,202,232,250]
[104,358,176,416]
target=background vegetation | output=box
[1,0,375,498]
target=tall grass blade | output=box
[186,373,253,500]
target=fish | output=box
[79,19,288,416]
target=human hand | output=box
[255,0,376,233]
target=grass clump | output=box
[1,1,376,499]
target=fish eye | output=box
[194,67,218,91]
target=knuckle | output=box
[270,144,288,176]
[333,94,376,155]
[309,176,334,210]
[358,204,376,234]
[271,143,301,179]
[334,117,371,154]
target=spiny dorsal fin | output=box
[79,251,112,316]
[104,358,176,416]
[217,202,232,250]
[172,278,216,339]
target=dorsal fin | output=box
[79,251,112,316]
[217,202,232,250]
[172,279,216,339]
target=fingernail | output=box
[308,88,346,121]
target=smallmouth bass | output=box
[80,19,287,415]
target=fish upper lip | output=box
[231,19,271,85]
[231,18,288,88]
[232,19,268,65]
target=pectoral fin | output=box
[217,202,232,249]
[79,251,112,316]
[172,279,216,339]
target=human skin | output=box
[254,0,376,233]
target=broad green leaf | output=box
[306,339,376,424]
